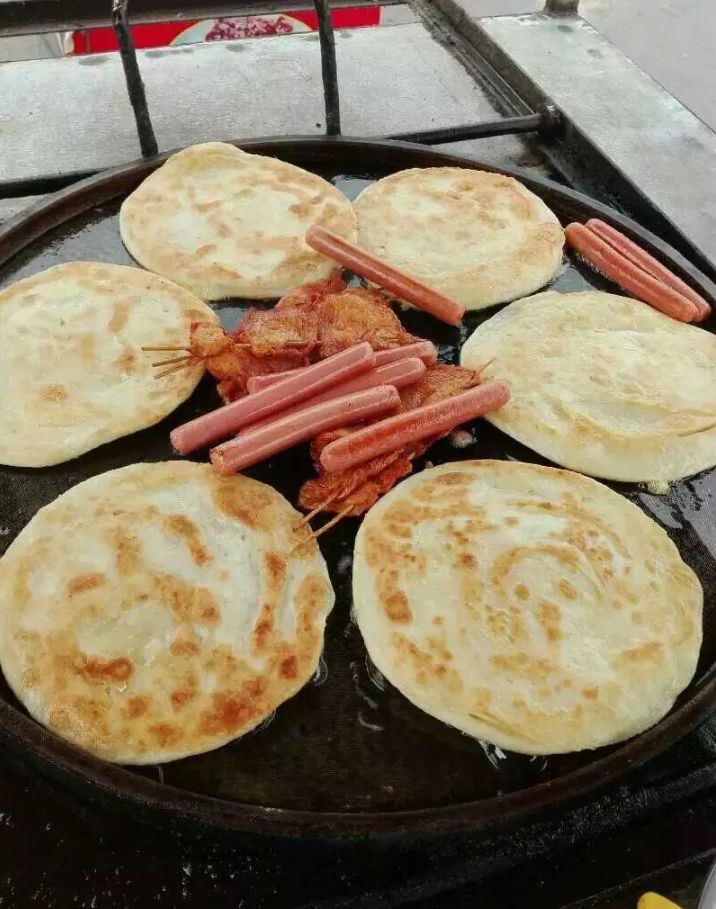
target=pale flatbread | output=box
[0,462,334,764]
[461,290,716,482]
[353,460,702,755]
[0,262,216,468]
[353,167,564,311]
[120,142,357,300]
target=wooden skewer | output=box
[308,506,353,541]
[141,345,191,353]
[154,361,195,379]
[476,357,496,377]
[291,506,352,554]
[293,491,342,529]
[151,355,195,368]
[232,340,309,350]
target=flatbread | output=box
[353,460,702,755]
[353,167,564,311]
[461,290,716,482]
[0,462,334,764]
[120,142,357,300]
[0,262,216,468]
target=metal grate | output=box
[102,0,557,158]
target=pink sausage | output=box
[210,385,401,476]
[305,225,466,326]
[247,358,426,430]
[246,341,437,394]
[319,380,511,474]
[586,219,711,321]
[170,342,375,455]
[373,341,438,367]
[247,368,301,394]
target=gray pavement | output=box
[581,0,716,132]
[455,0,716,133]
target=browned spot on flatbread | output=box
[67,573,105,596]
[491,545,578,587]
[392,632,462,693]
[151,572,219,626]
[557,579,577,600]
[199,678,267,737]
[537,600,562,643]
[79,332,96,364]
[615,642,663,666]
[253,601,275,652]
[149,722,181,748]
[171,688,196,710]
[116,349,137,373]
[76,655,133,684]
[112,529,141,574]
[170,636,200,657]
[127,696,149,718]
[163,514,212,566]
[264,552,286,592]
[109,300,129,333]
[212,477,274,530]
[194,200,220,213]
[383,589,412,624]
[437,471,469,487]
[280,656,298,679]
[491,652,552,680]
[295,573,329,638]
[290,200,316,218]
[40,384,68,402]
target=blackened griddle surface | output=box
[0,139,715,837]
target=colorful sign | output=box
[70,9,381,54]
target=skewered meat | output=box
[297,363,490,517]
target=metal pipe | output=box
[313,0,341,136]
[112,0,158,159]
[544,0,579,14]
[387,108,555,145]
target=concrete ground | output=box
[581,0,716,131]
[453,0,716,132]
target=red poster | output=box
[71,9,381,54]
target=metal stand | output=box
[112,0,158,158]
[108,0,552,157]
[544,0,579,14]
[313,0,341,135]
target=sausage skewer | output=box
[246,340,437,394]
[210,385,401,476]
[585,219,711,320]
[319,380,511,474]
[565,222,708,323]
[245,358,426,429]
[305,225,465,326]
[170,342,376,454]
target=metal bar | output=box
[112,0,158,159]
[544,0,579,13]
[0,0,404,37]
[387,112,544,144]
[313,0,341,136]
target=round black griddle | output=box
[1,137,715,839]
